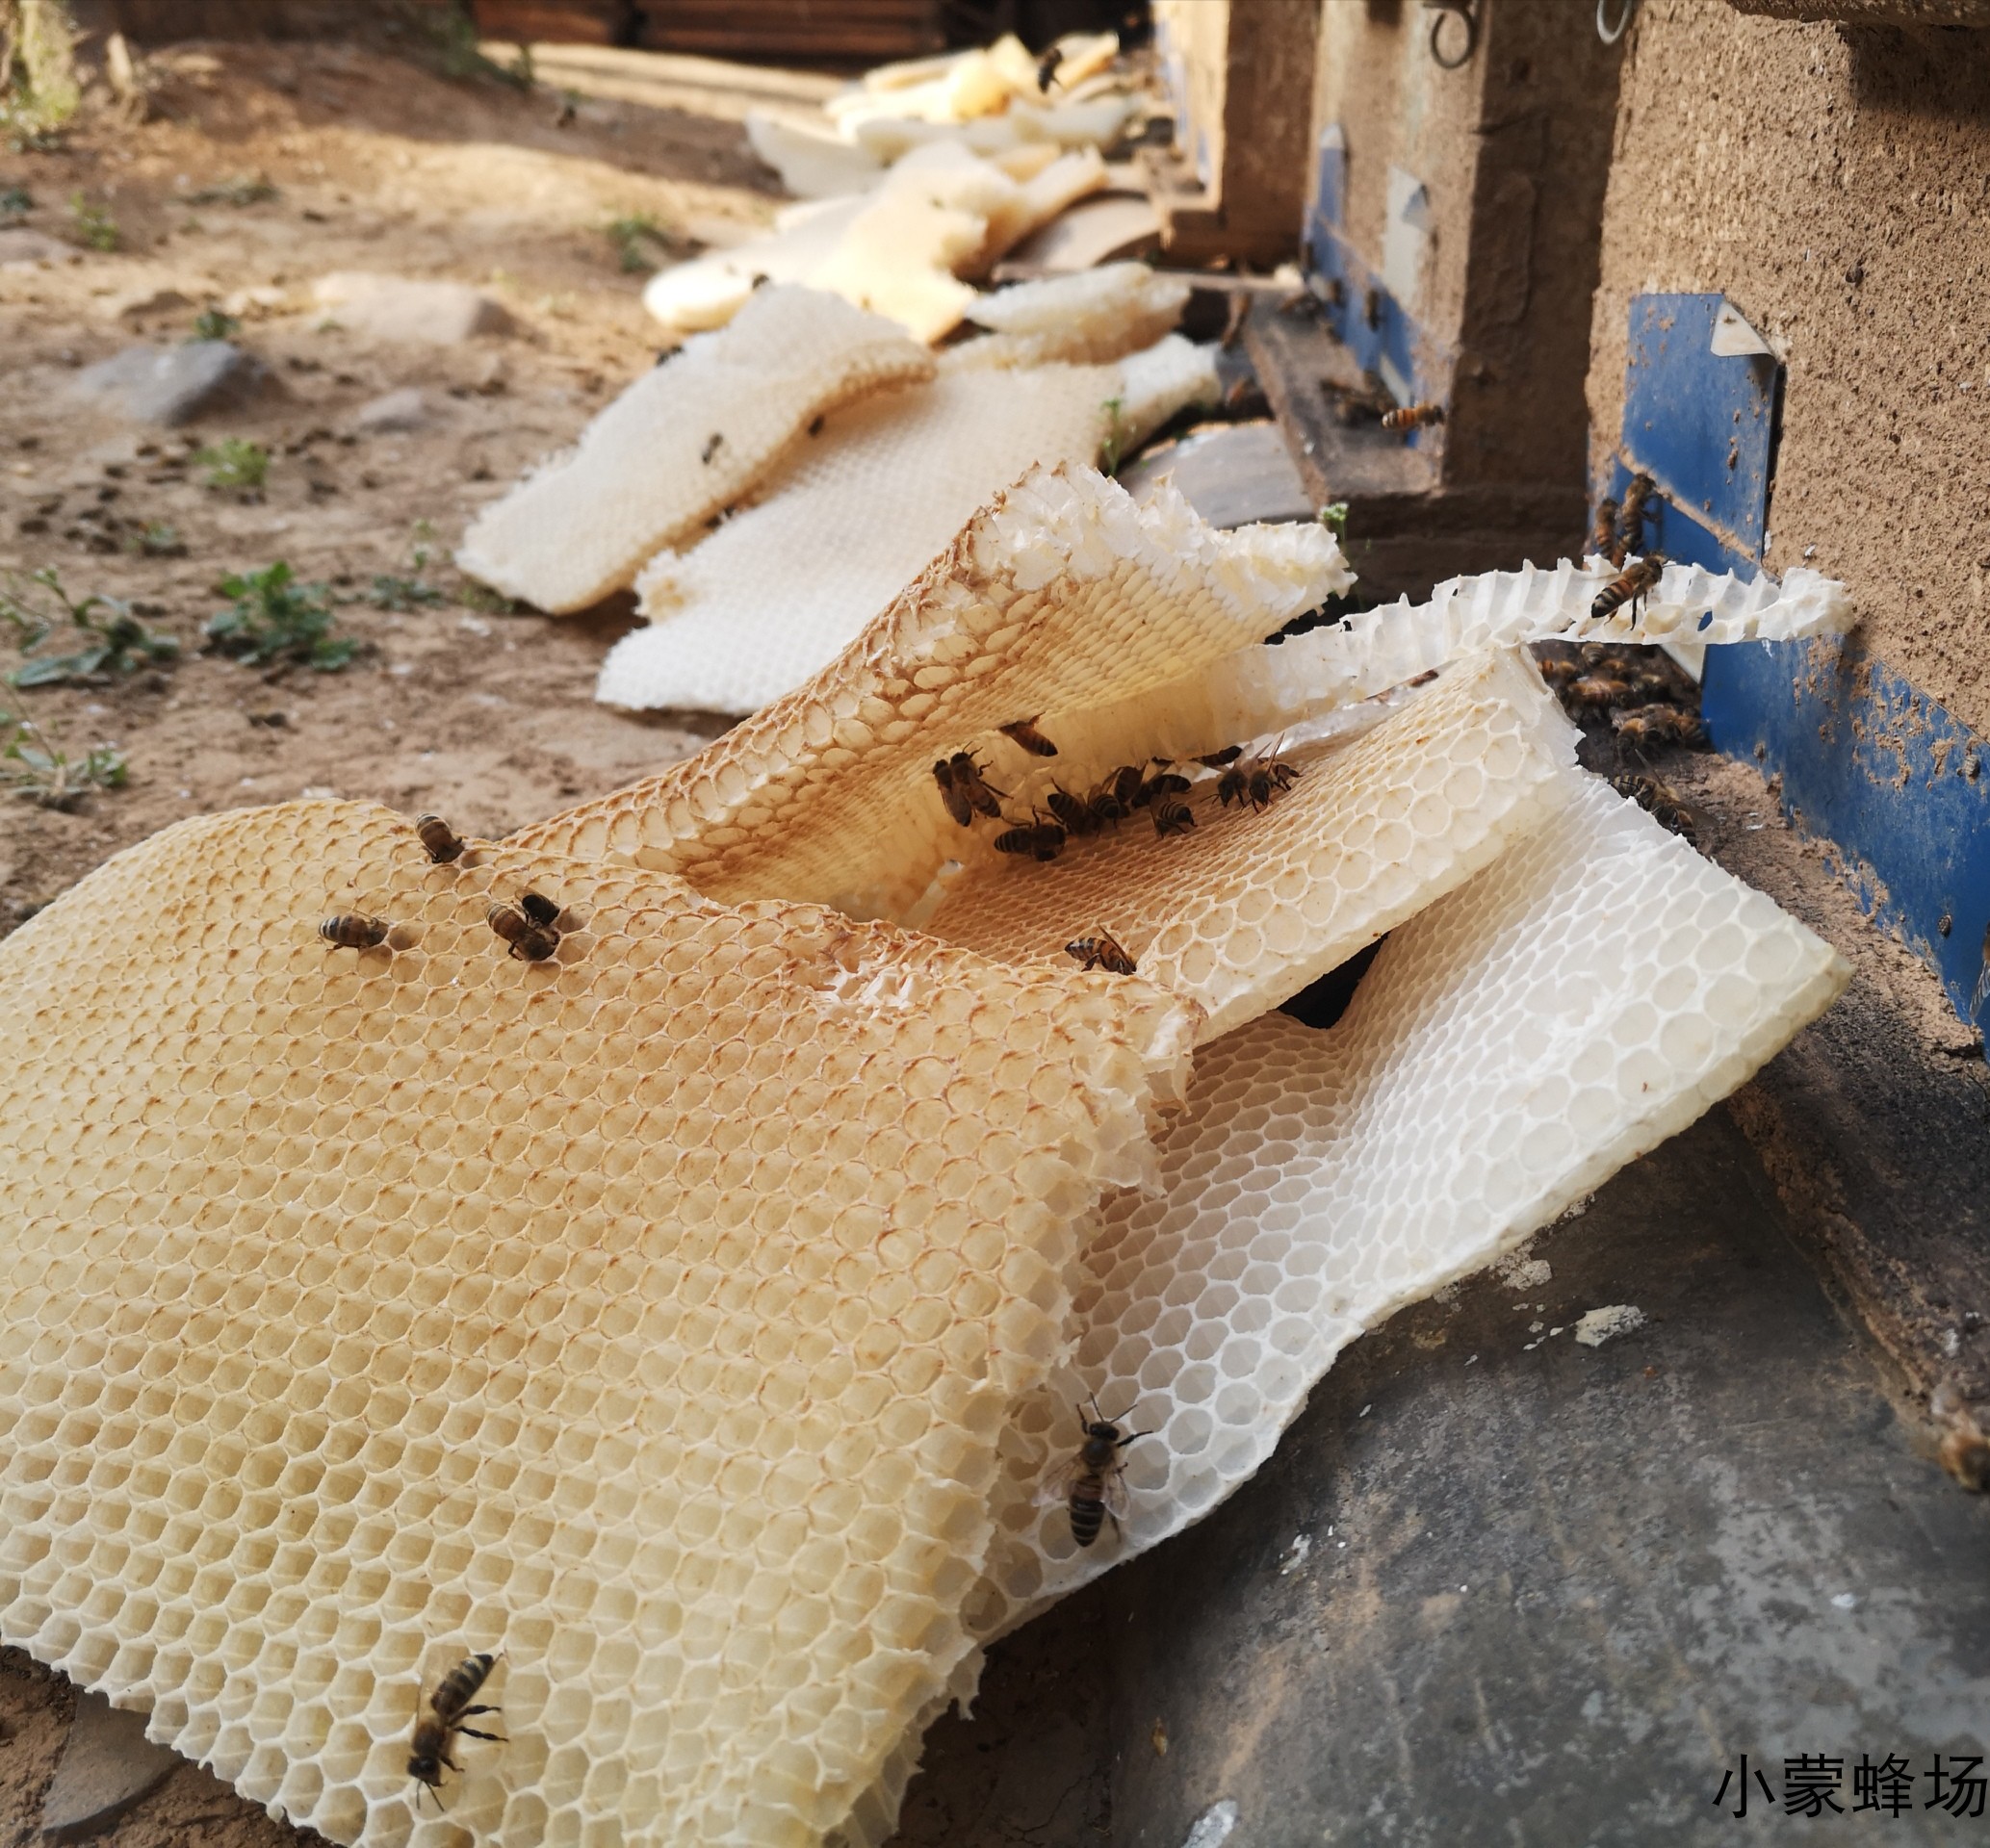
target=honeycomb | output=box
[1052,557,1857,773]
[967,770,1851,1634]
[805,153,995,344]
[642,201,866,337]
[1112,335,1221,449]
[0,799,1199,1848]
[919,649,1579,1044]
[603,367,1120,716]
[455,286,932,613]
[945,265,1190,372]
[511,463,1351,921]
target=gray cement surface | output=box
[897,1105,1990,1846]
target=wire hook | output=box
[1426,1,1479,70]
[1597,0,1640,45]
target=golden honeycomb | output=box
[605,367,1121,717]
[513,463,1351,921]
[455,286,934,614]
[920,650,1579,1043]
[0,799,1198,1848]
[967,771,1852,1633]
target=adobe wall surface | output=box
[1308,1,1622,500]
[1587,0,1990,735]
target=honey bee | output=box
[933,752,1007,827]
[1133,764,1190,808]
[1037,1398,1150,1548]
[517,891,562,929]
[1196,745,1243,768]
[1932,1382,1990,1493]
[1615,472,1657,564]
[1246,746,1299,810]
[1589,498,1619,559]
[1104,764,1146,811]
[1083,773,1133,832]
[1036,44,1064,91]
[1045,784,1098,837]
[1380,401,1444,433]
[1613,704,1705,747]
[487,901,559,962]
[1065,931,1137,975]
[1362,285,1383,331]
[1591,554,1666,627]
[319,914,389,950]
[1537,655,1581,688]
[994,810,1067,862]
[999,717,1058,757]
[700,433,724,465]
[1609,771,1695,838]
[407,1651,504,1810]
[415,813,464,864]
[1564,675,1632,710]
[1150,795,1196,836]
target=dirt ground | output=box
[0,33,814,935]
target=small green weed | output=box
[194,438,269,494]
[189,307,241,344]
[0,186,30,220]
[414,3,534,88]
[68,192,116,251]
[4,720,128,810]
[129,521,187,558]
[455,578,528,616]
[2,567,179,686]
[207,562,355,671]
[604,212,678,274]
[1099,396,1130,475]
[2,0,82,144]
[364,574,446,611]
[187,173,277,207]
[1316,501,1350,539]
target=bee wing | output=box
[1098,1465,1132,1523]
[1034,1457,1088,1508]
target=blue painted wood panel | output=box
[1606,291,1990,1040]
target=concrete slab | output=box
[1118,421,1314,529]
[39,1689,179,1838]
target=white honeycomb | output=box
[644,144,1107,342]
[966,770,1852,1636]
[513,463,1350,921]
[602,367,1119,716]
[850,94,1137,166]
[1054,557,1857,776]
[943,265,1189,372]
[918,649,1579,1044]
[600,341,1226,720]
[642,200,866,338]
[455,287,932,613]
[743,109,884,201]
[0,799,1197,1848]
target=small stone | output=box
[39,1688,181,1838]
[312,271,513,345]
[1573,1304,1648,1348]
[0,228,75,270]
[70,342,268,426]
[350,386,429,433]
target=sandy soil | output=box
[0,34,813,934]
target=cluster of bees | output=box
[318,815,567,963]
[933,720,1300,865]
[1533,478,1707,838]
